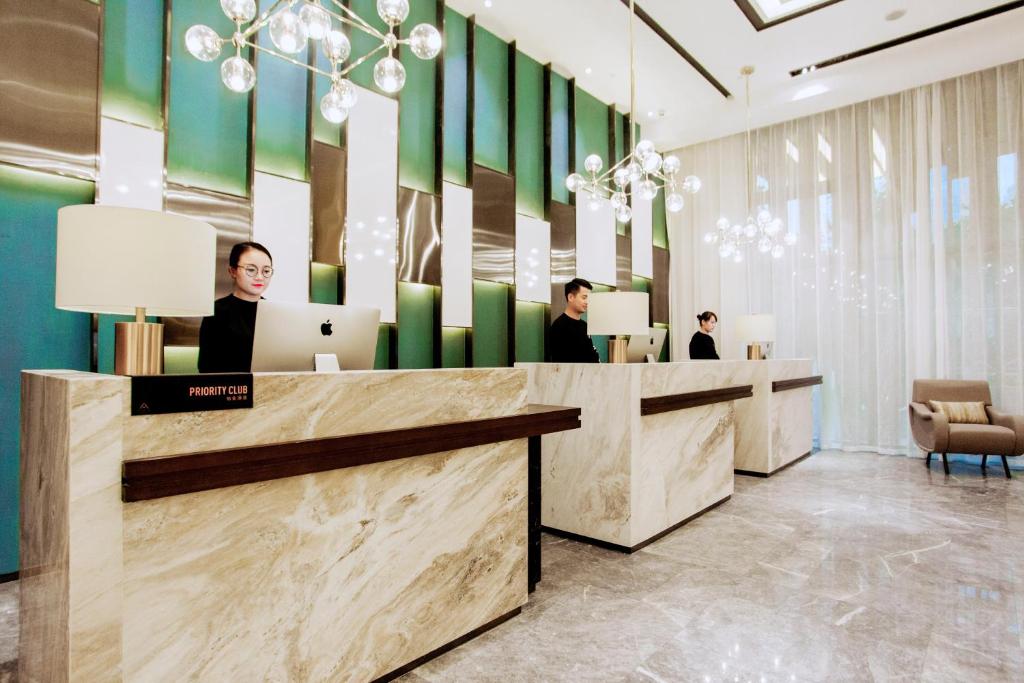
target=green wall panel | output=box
[582,282,613,363]
[549,73,570,204]
[312,49,343,146]
[632,275,650,294]
[441,326,467,368]
[515,301,545,362]
[167,0,250,195]
[472,26,509,173]
[165,346,200,374]
[374,323,394,369]
[653,191,668,248]
[442,8,468,186]
[615,111,627,236]
[574,87,608,179]
[472,280,509,367]
[654,322,670,362]
[397,282,436,369]
[310,263,342,304]
[254,0,309,181]
[348,0,389,91]
[515,51,544,219]
[399,0,438,192]
[102,0,164,128]
[0,165,94,574]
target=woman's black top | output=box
[198,294,259,373]
[688,331,719,360]
[548,313,600,363]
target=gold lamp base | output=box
[746,342,764,360]
[608,338,628,364]
[114,321,164,375]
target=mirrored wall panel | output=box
[576,196,617,287]
[311,142,346,266]
[442,182,473,328]
[616,233,633,291]
[515,215,551,304]
[472,165,515,284]
[549,201,576,320]
[398,187,441,286]
[252,172,311,303]
[97,117,163,210]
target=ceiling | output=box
[444,0,1024,151]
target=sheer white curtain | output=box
[669,60,1023,454]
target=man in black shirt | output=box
[548,278,600,363]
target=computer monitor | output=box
[626,327,668,363]
[250,300,381,372]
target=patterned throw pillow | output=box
[928,400,990,424]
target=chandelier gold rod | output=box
[745,71,753,213]
[245,39,334,78]
[322,0,387,40]
[336,42,389,78]
[628,0,637,154]
[241,0,293,40]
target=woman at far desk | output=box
[198,241,274,373]
[689,310,720,360]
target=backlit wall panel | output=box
[97,117,163,210]
[252,172,311,304]
[346,85,398,323]
[632,195,654,278]
[441,182,473,327]
[515,215,551,304]
[575,197,617,287]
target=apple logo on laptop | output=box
[320,319,333,336]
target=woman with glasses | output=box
[198,241,274,373]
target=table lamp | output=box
[586,292,650,363]
[56,205,216,375]
[736,313,776,360]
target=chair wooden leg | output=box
[981,454,987,470]
[941,453,950,475]
[1002,456,1011,479]
[926,452,932,467]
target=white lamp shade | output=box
[736,314,776,342]
[56,205,217,316]
[587,292,650,336]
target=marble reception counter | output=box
[19,368,579,683]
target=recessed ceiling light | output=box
[792,83,829,101]
[585,67,592,75]
[484,0,493,7]
[885,9,906,21]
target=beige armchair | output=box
[909,380,1024,477]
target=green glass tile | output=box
[441,326,467,368]
[549,73,570,204]
[0,165,94,574]
[574,86,608,179]
[397,282,436,369]
[312,49,342,146]
[398,0,437,192]
[615,111,627,236]
[515,301,545,362]
[310,262,342,304]
[166,0,250,195]
[581,282,613,363]
[374,323,394,369]
[654,322,670,362]
[472,26,509,173]
[631,275,650,294]
[515,51,544,219]
[442,8,469,186]
[102,0,164,128]
[254,0,309,181]
[164,346,200,374]
[472,280,509,367]
[348,0,389,91]
[653,190,668,248]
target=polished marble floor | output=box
[1,451,1022,682]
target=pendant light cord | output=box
[629,0,636,153]
[745,71,752,213]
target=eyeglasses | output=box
[237,264,274,278]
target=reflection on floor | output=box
[1,451,1022,682]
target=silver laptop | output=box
[251,300,381,372]
[626,327,668,363]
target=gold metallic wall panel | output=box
[616,234,633,292]
[471,165,515,284]
[0,0,100,180]
[549,201,576,321]
[398,187,441,286]
[163,183,252,345]
[311,142,346,266]
[652,246,670,324]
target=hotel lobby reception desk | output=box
[18,368,579,682]
[518,360,817,551]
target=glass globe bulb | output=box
[766,218,783,236]
[616,204,632,223]
[221,0,257,22]
[703,232,716,244]
[716,217,730,231]
[408,23,442,59]
[757,209,772,226]
[683,175,702,193]
[634,139,655,159]
[731,224,743,237]
[613,168,631,188]
[320,88,350,124]
[784,232,798,246]
[299,3,332,41]
[733,251,745,264]
[642,152,662,174]
[587,193,603,212]
[373,56,406,93]
[758,237,772,253]
[638,179,658,201]
[772,244,785,258]
[662,155,681,175]
[185,25,223,62]
[627,162,643,182]
[719,242,734,258]
[584,154,603,174]
[744,222,758,238]
[666,193,684,212]
[220,55,256,92]
[611,192,627,210]
[269,10,309,54]
[322,30,351,62]
[565,173,585,193]
[377,0,410,25]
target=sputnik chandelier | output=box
[185,0,442,124]
[565,0,700,223]
[704,66,793,262]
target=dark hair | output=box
[697,311,718,324]
[229,241,273,268]
[564,277,593,300]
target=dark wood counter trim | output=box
[123,404,581,502]
[640,385,753,416]
[772,376,823,393]
[735,450,813,478]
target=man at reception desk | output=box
[548,278,600,363]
